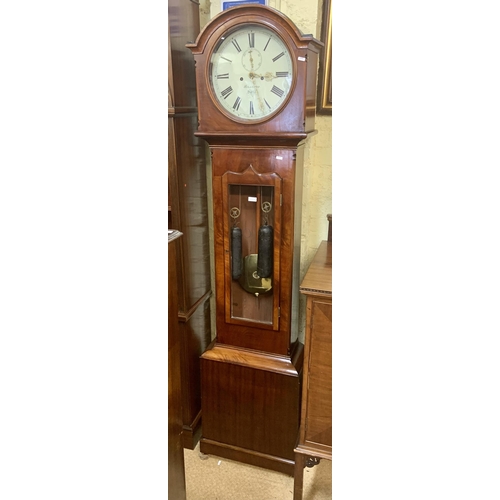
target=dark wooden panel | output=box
[169,112,211,448]
[294,242,332,500]
[179,296,211,449]
[168,0,212,450]
[168,0,201,110]
[200,343,302,466]
[168,116,178,228]
[169,114,211,311]
[168,233,186,500]
[202,361,299,459]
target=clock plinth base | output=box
[200,341,304,476]
[200,438,295,476]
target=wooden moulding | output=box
[194,132,310,148]
[294,441,332,461]
[200,340,304,376]
[182,409,202,450]
[201,439,295,476]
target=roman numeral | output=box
[217,73,229,79]
[248,33,255,48]
[220,56,232,63]
[264,99,271,109]
[249,101,254,115]
[233,96,242,111]
[271,85,284,98]
[276,71,289,78]
[221,86,233,99]
[263,37,271,51]
[272,52,285,62]
[232,39,242,52]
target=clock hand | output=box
[249,71,275,82]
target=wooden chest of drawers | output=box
[294,241,332,499]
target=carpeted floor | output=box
[184,443,332,500]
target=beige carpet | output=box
[184,443,332,500]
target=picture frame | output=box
[317,0,332,115]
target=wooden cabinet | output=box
[294,241,332,500]
[168,0,213,449]
[168,231,186,500]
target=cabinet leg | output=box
[293,453,305,500]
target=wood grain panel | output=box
[211,148,299,355]
[304,300,332,445]
[179,297,211,449]
[169,0,200,110]
[299,241,332,296]
[168,0,212,450]
[200,342,303,466]
[169,113,211,311]
[168,233,186,500]
[294,241,332,499]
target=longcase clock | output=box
[187,5,322,475]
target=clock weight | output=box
[230,205,242,280]
[257,193,273,279]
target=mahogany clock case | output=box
[186,5,323,475]
[186,5,323,143]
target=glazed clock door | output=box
[222,166,282,330]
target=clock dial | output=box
[209,25,294,122]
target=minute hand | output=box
[249,71,279,82]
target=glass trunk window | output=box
[228,184,275,325]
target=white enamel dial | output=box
[209,24,294,122]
